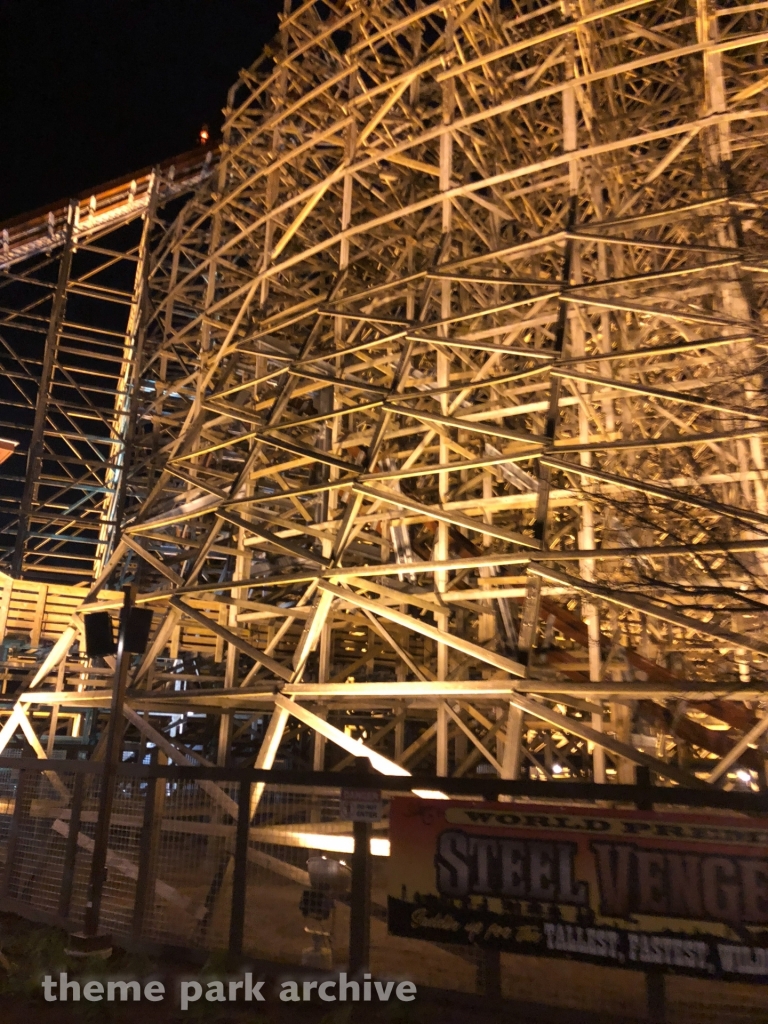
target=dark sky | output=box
[0,0,283,222]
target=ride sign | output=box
[387,798,768,982]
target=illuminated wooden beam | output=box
[273,695,411,776]
[529,565,768,659]
[317,580,527,677]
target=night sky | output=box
[0,0,283,222]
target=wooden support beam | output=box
[530,565,768,660]
[507,692,707,789]
[273,695,411,776]
[8,0,768,797]
[318,580,527,677]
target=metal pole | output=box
[83,584,132,938]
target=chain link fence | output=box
[0,760,357,966]
[1,757,766,1024]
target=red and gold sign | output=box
[387,798,768,982]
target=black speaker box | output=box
[84,611,116,657]
[124,607,153,654]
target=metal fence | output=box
[0,758,355,965]
[1,758,767,1024]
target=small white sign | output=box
[340,788,382,822]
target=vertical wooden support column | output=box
[436,702,449,777]
[46,658,66,756]
[95,172,160,578]
[249,704,290,818]
[612,702,636,784]
[0,578,12,686]
[570,173,608,783]
[12,202,76,578]
[502,704,523,781]
[312,708,328,771]
[516,19,580,801]
[591,709,607,783]
[394,716,405,762]
[219,515,251,766]
[259,2,290,308]
[434,9,455,707]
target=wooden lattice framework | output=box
[0,152,214,582]
[3,0,768,790]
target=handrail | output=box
[0,145,219,270]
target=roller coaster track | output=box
[0,147,215,269]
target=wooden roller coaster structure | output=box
[2,0,768,796]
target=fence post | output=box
[58,770,84,920]
[634,766,665,1021]
[229,778,251,957]
[646,970,666,1024]
[132,752,165,937]
[477,947,502,1001]
[348,758,373,977]
[83,585,133,940]
[1,767,29,898]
